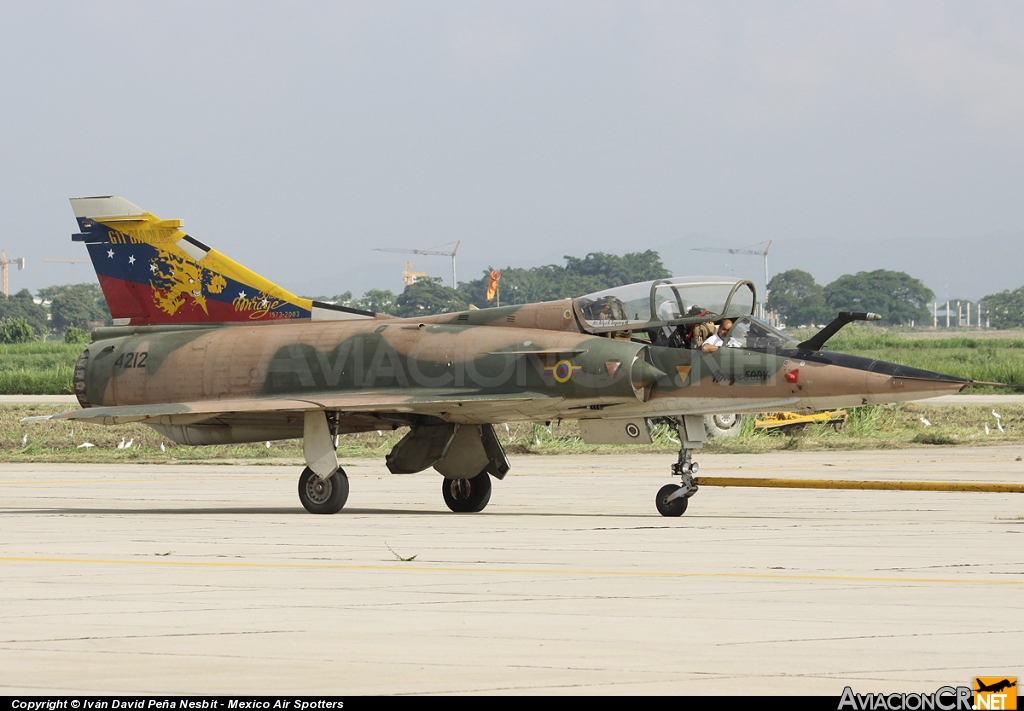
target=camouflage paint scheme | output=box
[72,313,964,432]
[30,197,970,514]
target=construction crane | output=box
[1,250,26,296]
[373,241,460,288]
[402,260,428,287]
[691,239,773,308]
[43,258,90,264]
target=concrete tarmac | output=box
[2,448,1023,695]
[6,393,1024,406]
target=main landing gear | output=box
[656,445,699,517]
[298,466,349,514]
[442,471,492,513]
[296,465,494,514]
[298,411,349,514]
[297,414,507,514]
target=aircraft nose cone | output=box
[804,351,970,404]
[882,362,967,381]
[865,361,969,399]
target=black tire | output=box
[704,413,744,438]
[442,471,492,513]
[298,466,349,514]
[656,484,688,517]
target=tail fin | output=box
[71,196,373,326]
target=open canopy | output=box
[574,277,757,335]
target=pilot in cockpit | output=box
[701,319,743,352]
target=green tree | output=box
[302,292,357,306]
[51,289,94,332]
[823,270,934,326]
[395,279,467,317]
[562,250,670,285]
[38,283,111,333]
[981,286,1024,329]
[64,326,90,343]
[0,289,48,336]
[459,251,671,308]
[303,289,399,314]
[0,318,35,343]
[766,269,830,327]
[354,289,398,315]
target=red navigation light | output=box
[785,369,799,383]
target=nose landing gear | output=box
[656,446,699,517]
[655,414,706,517]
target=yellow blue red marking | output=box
[544,359,583,383]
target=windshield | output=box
[575,277,756,334]
[724,316,797,350]
[576,281,653,329]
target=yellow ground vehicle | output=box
[754,410,848,430]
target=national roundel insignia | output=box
[546,359,582,383]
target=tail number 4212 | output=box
[114,351,148,369]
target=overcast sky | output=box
[2,1,1021,302]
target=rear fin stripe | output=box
[181,234,212,253]
[176,236,208,261]
[311,300,375,317]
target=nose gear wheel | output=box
[656,484,689,517]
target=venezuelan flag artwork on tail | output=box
[71,197,373,326]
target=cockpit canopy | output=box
[574,277,757,335]
[722,315,798,350]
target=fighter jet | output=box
[27,197,974,516]
[975,679,1016,694]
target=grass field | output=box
[0,342,80,395]
[827,332,1024,389]
[3,403,1022,463]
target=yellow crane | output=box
[402,260,428,286]
[1,250,26,296]
[374,241,461,288]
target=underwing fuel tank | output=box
[148,421,304,446]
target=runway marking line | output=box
[1,454,1023,487]
[696,477,1024,494]
[0,477,287,486]
[1,556,1021,586]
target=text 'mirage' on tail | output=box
[71,196,374,326]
